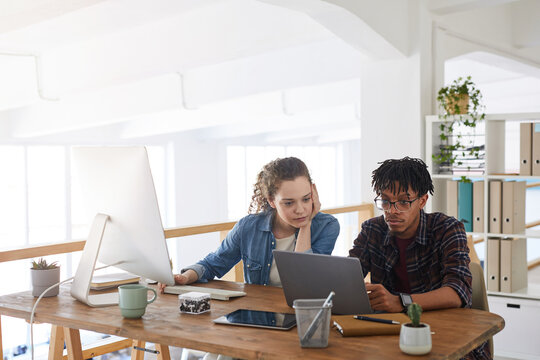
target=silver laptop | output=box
[273,250,373,315]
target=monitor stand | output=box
[71,213,119,307]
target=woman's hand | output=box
[310,183,321,220]
[294,183,319,252]
[158,270,198,293]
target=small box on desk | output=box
[179,292,210,314]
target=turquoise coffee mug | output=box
[118,284,157,318]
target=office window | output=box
[27,146,66,244]
[226,145,354,256]
[1,144,169,357]
[0,146,26,247]
[227,145,338,219]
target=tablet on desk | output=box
[213,309,296,330]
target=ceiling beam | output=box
[193,103,359,141]
[259,0,406,59]
[7,74,181,138]
[0,0,106,34]
[427,0,519,16]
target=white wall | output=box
[173,139,228,226]
[359,56,423,200]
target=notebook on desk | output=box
[332,313,409,336]
[90,273,140,290]
[164,285,246,300]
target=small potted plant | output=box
[399,303,432,355]
[433,76,486,176]
[30,258,60,297]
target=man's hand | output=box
[158,270,198,293]
[365,283,403,313]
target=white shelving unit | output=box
[426,112,540,298]
[426,112,540,359]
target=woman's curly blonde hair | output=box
[248,157,312,214]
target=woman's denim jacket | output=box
[183,211,340,285]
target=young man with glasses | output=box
[349,157,488,358]
[349,156,472,313]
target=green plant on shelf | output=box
[433,76,486,175]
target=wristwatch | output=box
[399,293,413,312]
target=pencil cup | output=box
[118,284,157,319]
[293,298,332,348]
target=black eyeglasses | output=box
[374,197,420,212]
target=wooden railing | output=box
[0,203,373,360]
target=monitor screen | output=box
[70,146,174,306]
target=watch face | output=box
[401,293,413,307]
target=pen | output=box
[301,291,335,343]
[354,315,400,325]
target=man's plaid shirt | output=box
[350,210,490,359]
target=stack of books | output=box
[90,273,140,290]
[437,144,485,175]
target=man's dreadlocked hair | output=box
[371,157,434,197]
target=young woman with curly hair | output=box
[159,157,339,289]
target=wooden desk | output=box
[0,281,504,360]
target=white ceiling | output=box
[0,0,539,144]
[0,0,369,144]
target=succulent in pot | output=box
[399,303,432,355]
[30,258,60,297]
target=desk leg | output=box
[63,327,83,360]
[156,344,170,360]
[48,325,65,360]
[131,339,145,360]
[0,316,3,360]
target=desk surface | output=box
[0,280,504,360]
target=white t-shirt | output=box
[268,233,296,287]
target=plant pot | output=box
[399,322,432,355]
[31,267,60,297]
[445,94,469,114]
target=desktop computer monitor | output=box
[70,146,175,307]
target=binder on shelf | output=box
[458,181,473,232]
[489,181,502,234]
[533,123,540,176]
[472,181,484,233]
[486,237,500,292]
[520,122,533,176]
[446,180,458,219]
[502,181,526,235]
[500,238,528,293]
